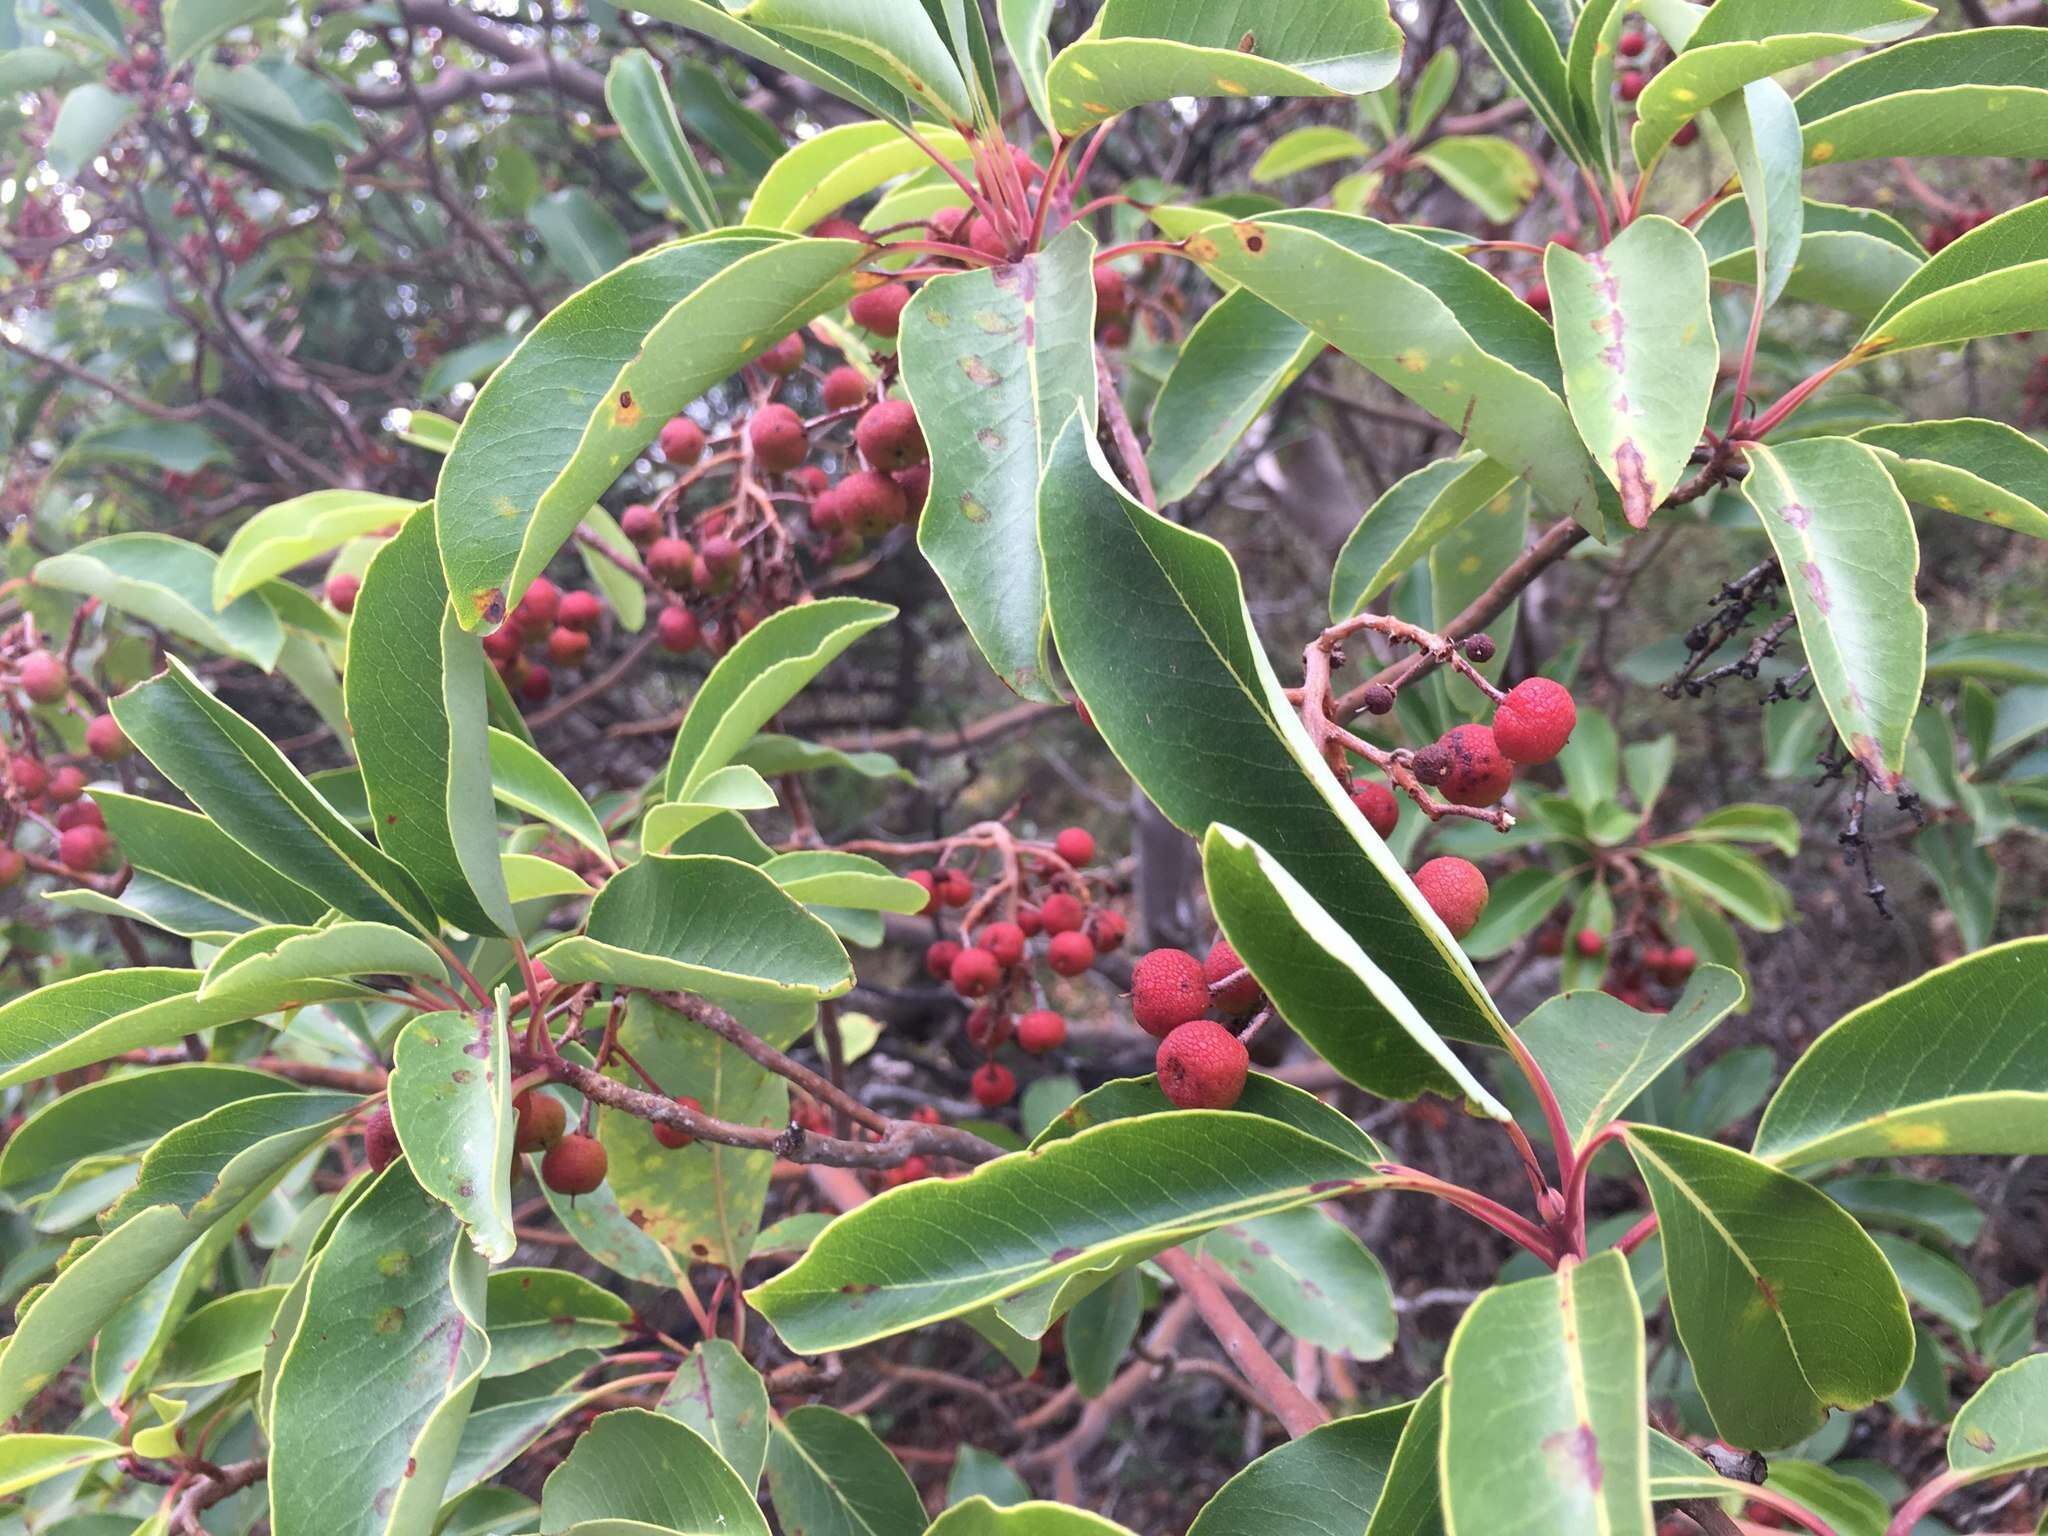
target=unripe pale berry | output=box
[547,626,590,667]
[1435,724,1515,807]
[652,1094,702,1149]
[85,713,129,761]
[747,404,808,473]
[1017,1009,1066,1054]
[980,921,1027,967]
[1413,856,1489,939]
[48,765,85,804]
[1351,780,1399,838]
[1039,892,1084,933]
[324,572,361,614]
[1131,947,1209,1038]
[363,1104,401,1172]
[855,399,927,471]
[620,503,661,545]
[1203,938,1262,1016]
[1491,678,1578,765]
[59,823,112,872]
[971,1060,1016,1109]
[647,536,695,589]
[756,332,805,375]
[950,945,1003,998]
[1156,1020,1249,1110]
[513,1090,566,1153]
[541,1131,608,1195]
[18,649,69,705]
[558,590,604,630]
[656,605,701,654]
[1046,929,1096,976]
[924,937,962,980]
[848,282,911,337]
[659,415,705,464]
[822,365,869,411]
[1053,826,1095,865]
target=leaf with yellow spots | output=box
[1793,26,2048,164]
[1857,419,2048,540]
[1948,1354,2048,1484]
[1855,196,2048,359]
[1625,1125,1912,1451]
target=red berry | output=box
[1413,857,1489,939]
[659,416,705,464]
[747,404,809,473]
[541,1132,608,1194]
[85,714,129,761]
[558,590,604,630]
[1039,892,1084,933]
[1156,1020,1249,1110]
[756,332,805,375]
[1576,927,1605,958]
[1435,724,1515,807]
[513,1090,567,1153]
[0,847,22,886]
[1617,28,1646,56]
[970,1061,1016,1109]
[924,938,962,980]
[795,466,829,498]
[966,1005,1012,1051]
[1618,69,1647,101]
[18,650,69,706]
[59,823,112,872]
[1017,905,1043,937]
[854,399,927,471]
[363,1105,401,1171]
[620,503,661,544]
[811,216,867,243]
[1203,938,1262,1016]
[836,470,908,536]
[1536,926,1565,957]
[547,626,590,667]
[1492,678,1578,765]
[980,921,1027,967]
[656,605,701,654]
[1351,780,1400,839]
[1086,909,1127,953]
[822,365,869,411]
[514,576,560,638]
[895,464,930,513]
[48,765,85,804]
[949,946,1003,998]
[848,282,911,337]
[1046,929,1096,977]
[56,800,102,831]
[882,1155,932,1188]
[906,869,939,916]
[9,757,48,799]
[937,868,974,908]
[1130,947,1209,1038]
[1665,945,1697,978]
[1053,826,1095,866]
[1523,282,1551,313]
[652,1095,702,1149]
[1093,264,1129,321]
[520,664,552,704]
[1017,1009,1066,1054]
[962,215,1009,261]
[1671,121,1699,148]
[647,536,696,589]
[324,572,361,614]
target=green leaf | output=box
[1147,289,1318,506]
[53,415,229,477]
[664,597,894,796]
[530,188,629,284]
[1564,0,1628,178]
[1630,0,1931,165]
[1043,0,1402,136]
[1638,843,1788,932]
[644,0,914,129]
[1687,803,1801,857]
[113,658,440,934]
[1795,27,2048,163]
[901,223,1096,700]
[1408,45,1461,138]
[1755,936,2048,1164]
[1519,966,1746,1151]
[36,532,286,668]
[1030,1072,1386,1166]
[1822,1173,1984,1248]
[0,1435,125,1497]
[947,1448,1031,1510]
[766,1405,926,1536]
[1624,1125,1913,1449]
[47,81,134,176]
[1872,1232,1981,1332]
[197,921,442,1003]
[762,851,929,913]
[485,1267,632,1377]
[657,1340,771,1489]
[1451,0,1591,166]
[1187,1398,1429,1536]
[154,1285,285,1387]
[999,0,1057,130]
[1200,1206,1395,1359]
[436,233,860,629]
[1695,197,1922,320]
[1446,1258,1651,1531]
[391,1005,516,1262]
[163,0,287,63]
[193,57,361,190]
[734,733,911,783]
[1251,125,1373,182]
[112,1091,359,1224]
[1739,437,1926,788]
[1859,196,2048,358]
[750,1112,1385,1354]
[1949,1353,2048,1482]
[490,728,611,859]
[1329,454,1518,618]
[1856,419,2048,539]
[1545,216,1717,528]
[0,1063,288,1197]
[727,0,970,122]
[1174,209,1603,533]
[95,790,330,928]
[1203,825,1511,1110]
[346,511,516,937]
[749,118,969,232]
[1414,135,1538,223]
[576,508,649,633]
[1040,418,1505,1047]
[213,493,419,607]
[540,1407,770,1535]
[928,1501,1140,1536]
[270,1163,490,1536]
[642,768,780,849]
[1459,867,1580,961]
[544,854,852,1007]
[1926,632,2048,684]
[606,51,719,233]
[1709,77,1806,323]
[1063,1268,1142,1397]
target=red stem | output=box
[1377,1165,1561,1264]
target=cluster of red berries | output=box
[2,649,130,879]
[454,577,613,706]
[911,826,1124,1110]
[170,175,266,266]
[1539,923,1698,1010]
[1611,32,1696,145]
[1126,940,1261,1110]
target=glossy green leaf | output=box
[0,1063,288,1196]
[89,791,329,929]
[1043,0,1402,136]
[1175,209,1603,532]
[766,1405,925,1536]
[391,1005,515,1262]
[1186,1399,1425,1536]
[1873,1232,1981,1332]
[1638,843,1787,932]
[1709,77,1806,326]
[540,1407,770,1535]
[111,1091,358,1224]
[663,596,895,797]
[927,1501,1140,1536]
[1443,1250,1651,1535]
[1203,824,1510,1110]
[1824,1173,1984,1248]
[1625,1125,1913,1449]
[213,493,418,607]
[1755,936,2048,1164]
[1201,1206,1395,1359]
[749,118,969,232]
[436,233,860,629]
[1329,454,1518,618]
[529,188,628,284]
[37,532,286,668]
[270,1162,489,1536]
[1251,125,1373,182]
[751,1111,1385,1353]
[543,854,852,1007]
[999,0,1057,129]
[657,1340,771,1489]
[1856,419,2048,539]
[645,0,914,128]
[1546,216,1716,528]
[1414,136,1538,223]
[1740,437,1925,787]
[113,658,439,933]
[1459,867,1581,961]
[947,1449,1031,1510]
[489,728,610,859]
[1040,417,1504,1048]
[761,851,929,913]
[1563,0,1628,177]
[1030,1072,1386,1166]
[1519,966,1745,1151]
[198,921,444,1002]
[1147,289,1317,506]
[1859,197,2048,357]
[642,767,779,849]
[1695,197,1922,319]
[0,1435,125,1496]
[902,222,1096,700]
[1795,27,2048,163]
[605,51,719,233]
[484,1268,632,1377]
[727,0,970,122]
[733,733,911,783]
[1450,0,1591,166]
[1687,803,1801,857]
[1408,46,1462,137]
[1062,1268,1142,1397]
[154,1285,285,1387]
[1949,1353,2048,1481]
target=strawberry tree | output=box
[3,3,2048,1536]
